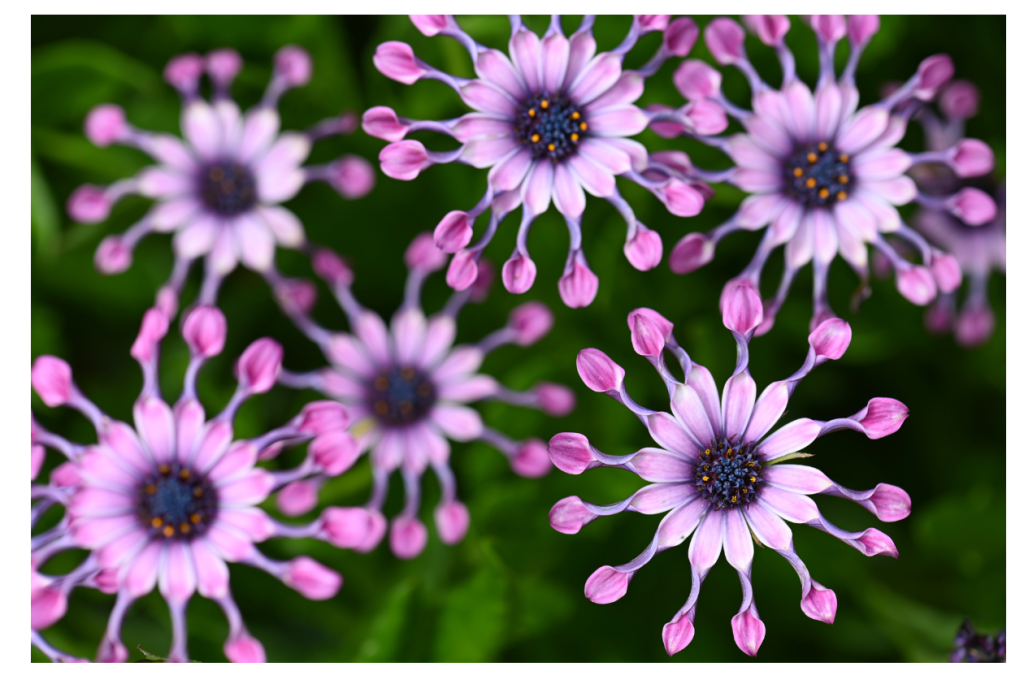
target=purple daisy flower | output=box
[548,284,911,657]
[30,305,371,663]
[266,233,575,559]
[365,15,725,308]
[908,80,1005,346]
[665,15,997,334]
[67,46,375,315]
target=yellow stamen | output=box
[819,188,829,199]
[540,100,549,109]
[807,152,818,163]
[528,109,536,117]
[193,487,203,498]
[837,191,847,201]
[180,523,191,534]
[838,174,849,184]
[702,476,709,482]
[531,133,540,143]
[548,143,556,151]
[180,469,191,479]
[163,525,174,538]
[705,449,711,456]
[191,513,202,524]
[159,464,170,475]
[151,517,163,528]
[806,178,817,188]
[818,141,828,151]
[726,448,732,457]
[145,484,156,495]
[750,476,757,482]
[571,111,580,119]
[731,496,737,503]
[570,133,578,141]
[839,153,849,163]
[793,167,804,177]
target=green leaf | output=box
[32,40,160,92]
[31,157,59,254]
[353,578,416,662]
[433,543,508,662]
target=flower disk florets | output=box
[136,463,218,541]
[368,365,437,426]
[696,438,762,509]
[515,94,586,162]
[782,142,851,207]
[199,162,257,216]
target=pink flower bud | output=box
[312,248,353,286]
[950,139,994,178]
[31,585,67,630]
[624,225,663,271]
[362,106,409,142]
[536,382,575,417]
[182,305,226,358]
[236,338,283,394]
[808,317,852,360]
[685,99,728,135]
[929,252,962,294]
[51,462,82,487]
[896,265,937,305]
[673,60,722,101]
[628,308,674,340]
[502,255,537,294]
[380,140,430,181]
[321,506,374,547]
[277,480,319,517]
[156,287,178,320]
[956,305,995,347]
[630,312,666,357]
[410,14,450,36]
[274,45,312,87]
[275,278,318,315]
[297,400,350,436]
[847,15,880,47]
[511,438,552,478]
[669,232,714,275]
[858,528,899,557]
[549,496,596,534]
[637,15,670,32]
[548,432,594,474]
[163,53,204,93]
[940,80,980,120]
[374,41,425,85]
[435,501,470,544]
[809,15,846,44]
[704,18,746,66]
[925,301,955,335]
[97,638,129,663]
[84,104,126,146]
[94,568,119,594]
[744,15,790,47]
[331,155,375,199]
[558,259,599,308]
[721,282,764,335]
[94,236,131,274]
[68,184,111,223]
[447,249,479,291]
[914,54,954,101]
[434,210,474,252]
[206,48,243,87]
[224,634,266,663]
[32,356,73,407]
[663,181,705,217]
[650,150,694,176]
[801,582,837,623]
[731,610,766,657]
[510,301,553,345]
[469,258,495,302]
[352,510,387,553]
[863,483,912,522]
[310,432,359,476]
[584,566,630,604]
[647,105,685,138]
[390,517,428,558]
[854,397,908,439]
[283,556,341,599]
[664,17,699,57]
[663,617,695,656]
[577,349,625,393]
[31,443,44,480]
[405,231,447,272]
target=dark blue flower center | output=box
[369,365,436,427]
[199,161,257,216]
[783,142,852,208]
[695,438,762,510]
[515,93,586,162]
[136,463,218,540]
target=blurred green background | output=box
[31,15,1005,662]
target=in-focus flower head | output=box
[69,47,375,315]
[900,79,1004,347]
[267,233,574,558]
[663,15,998,334]
[950,619,1006,663]
[549,286,911,656]
[30,306,365,662]
[366,15,726,308]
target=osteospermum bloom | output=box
[665,15,997,333]
[30,305,371,662]
[365,14,725,307]
[267,233,575,558]
[68,46,375,315]
[548,285,911,656]
[906,80,1005,346]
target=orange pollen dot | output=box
[840,153,849,162]
[838,174,849,184]
[750,476,757,482]
[191,513,202,524]
[818,142,828,151]
[819,189,829,199]
[837,191,848,201]
[374,401,388,415]
[571,111,580,119]
[531,133,540,142]
[399,401,413,414]
[145,485,156,495]
[180,469,191,479]
[193,487,203,497]
[417,384,432,397]
[702,476,709,482]
[180,523,191,534]
[806,178,817,188]
[163,525,174,537]
[705,449,711,456]
[374,377,388,390]
[570,133,578,141]
[151,517,163,528]
[731,496,737,503]
[540,100,549,109]
[580,122,588,131]
[159,464,170,475]
[401,367,415,379]
[807,152,818,163]
[793,167,804,177]
[548,143,556,151]
[528,109,536,117]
